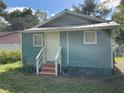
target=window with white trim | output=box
[33,34,43,47]
[84,31,97,44]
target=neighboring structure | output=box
[22,9,119,76]
[0,32,21,51]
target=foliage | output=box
[0,17,9,32]
[0,50,21,64]
[0,1,8,31]
[35,9,47,23]
[4,8,39,31]
[0,0,7,15]
[73,0,96,16]
[112,4,124,44]
[0,1,47,31]
[72,0,111,19]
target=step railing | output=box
[55,46,62,76]
[36,47,46,75]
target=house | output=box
[22,9,119,76]
[0,32,21,51]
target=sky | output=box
[4,0,83,16]
[4,0,120,17]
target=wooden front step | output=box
[43,64,55,68]
[39,63,55,75]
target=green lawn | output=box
[115,57,124,63]
[0,62,124,93]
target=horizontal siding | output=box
[0,33,21,44]
[22,33,42,64]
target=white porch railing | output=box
[36,47,46,75]
[55,46,62,76]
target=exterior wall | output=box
[0,32,21,51]
[0,44,21,51]
[40,13,99,27]
[22,32,42,65]
[22,29,112,75]
[60,30,112,69]
[22,32,60,64]
[0,33,21,44]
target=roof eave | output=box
[23,26,117,33]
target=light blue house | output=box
[22,9,118,76]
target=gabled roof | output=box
[34,9,106,28]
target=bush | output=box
[0,49,21,64]
[8,50,21,61]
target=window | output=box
[84,31,97,44]
[33,34,43,47]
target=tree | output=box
[4,8,39,31]
[0,0,47,31]
[112,3,124,44]
[73,0,96,16]
[2,8,48,31]
[0,0,8,31]
[0,17,8,31]
[72,0,111,19]
[35,10,47,23]
[0,0,7,16]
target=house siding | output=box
[40,13,99,27]
[0,33,21,44]
[60,30,112,72]
[0,32,21,51]
[22,33,42,65]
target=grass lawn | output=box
[0,62,124,93]
[115,57,124,63]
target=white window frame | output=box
[84,31,97,44]
[33,34,43,47]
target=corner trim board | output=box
[67,32,69,66]
[111,31,113,68]
[21,33,23,62]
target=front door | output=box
[46,32,60,61]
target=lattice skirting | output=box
[62,66,113,77]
